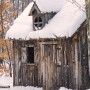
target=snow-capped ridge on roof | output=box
[34,0,66,12]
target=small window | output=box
[26,47,34,64]
[34,16,43,30]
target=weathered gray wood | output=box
[80,28,89,89]
[85,0,90,76]
[29,1,41,16]
[12,21,89,90]
[43,45,57,90]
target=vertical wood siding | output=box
[13,24,89,90]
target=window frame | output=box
[33,14,45,30]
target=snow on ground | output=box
[0,76,90,90]
[0,76,71,90]
[0,76,42,90]
[59,87,72,90]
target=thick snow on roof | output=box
[5,0,65,40]
[26,0,86,39]
[34,0,66,12]
[5,0,86,40]
[5,2,34,39]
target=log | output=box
[0,85,10,88]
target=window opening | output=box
[26,47,34,64]
[34,16,43,30]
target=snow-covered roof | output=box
[5,2,34,39]
[34,0,66,12]
[5,0,86,40]
[26,0,86,39]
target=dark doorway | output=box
[26,47,34,64]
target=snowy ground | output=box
[0,76,42,90]
[0,76,89,90]
[0,76,70,90]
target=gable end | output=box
[29,1,41,16]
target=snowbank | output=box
[0,76,90,90]
[0,76,43,90]
[0,76,72,90]
[0,76,13,86]
[59,87,72,90]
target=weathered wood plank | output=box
[13,22,89,90]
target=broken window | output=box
[26,47,34,64]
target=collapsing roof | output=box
[5,0,86,40]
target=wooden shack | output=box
[12,21,89,90]
[5,1,89,90]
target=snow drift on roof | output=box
[5,0,86,40]
[5,2,34,39]
[26,0,86,39]
[34,0,66,12]
[5,0,66,40]
[6,16,33,39]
